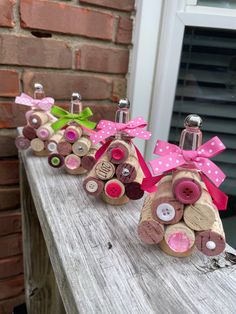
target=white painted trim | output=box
[127,0,163,155]
[186,0,197,5]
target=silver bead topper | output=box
[118,98,130,109]
[72,93,82,102]
[184,114,202,128]
[34,83,43,91]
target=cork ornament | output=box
[139,114,228,257]
[83,98,152,205]
[47,92,97,175]
[15,83,56,156]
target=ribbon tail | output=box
[81,126,97,135]
[77,120,96,130]
[141,174,166,193]
[95,140,112,161]
[51,118,68,132]
[201,175,228,210]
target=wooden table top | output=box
[20,149,236,314]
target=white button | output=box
[206,241,216,250]
[156,203,175,222]
[32,118,38,124]
[48,142,57,152]
[86,180,98,193]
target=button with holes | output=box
[156,203,175,222]
[104,179,125,199]
[173,179,201,204]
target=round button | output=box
[65,129,78,142]
[174,179,201,204]
[48,142,57,152]
[51,156,60,166]
[105,181,123,199]
[122,168,130,177]
[206,240,216,250]
[38,129,49,140]
[65,155,81,170]
[156,203,175,222]
[167,232,191,253]
[86,180,98,193]
[111,148,125,161]
[32,118,38,124]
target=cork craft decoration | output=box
[139,114,228,257]
[83,98,153,205]
[48,93,97,175]
[15,83,56,156]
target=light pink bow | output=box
[15,93,54,111]
[149,136,226,187]
[91,117,151,144]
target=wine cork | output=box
[48,153,64,168]
[101,192,129,206]
[195,209,225,256]
[104,179,125,199]
[107,139,130,164]
[72,137,91,157]
[64,125,83,143]
[81,146,98,170]
[15,136,30,150]
[83,176,104,196]
[22,125,37,140]
[47,131,64,152]
[30,138,45,152]
[95,155,115,181]
[164,222,195,253]
[172,169,202,204]
[184,189,216,231]
[116,154,139,183]
[159,239,195,257]
[64,154,81,174]
[33,150,49,157]
[137,193,164,244]
[151,175,184,225]
[36,122,54,140]
[57,140,72,156]
[125,167,144,200]
[28,111,49,128]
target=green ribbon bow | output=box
[50,106,96,131]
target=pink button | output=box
[174,179,201,204]
[105,182,122,198]
[111,148,125,161]
[38,129,49,140]
[65,155,81,170]
[65,129,78,142]
[167,232,190,252]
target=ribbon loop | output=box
[15,93,54,111]
[182,150,198,162]
[50,105,96,131]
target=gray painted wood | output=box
[20,149,236,314]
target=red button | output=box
[105,182,123,198]
[174,179,201,204]
[111,148,125,161]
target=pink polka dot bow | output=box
[149,136,226,187]
[15,93,55,111]
[90,117,151,144]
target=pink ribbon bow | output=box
[15,93,54,111]
[150,136,226,187]
[90,117,151,144]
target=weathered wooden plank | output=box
[0,159,19,185]
[20,162,66,314]
[0,129,18,157]
[0,255,23,279]
[20,148,236,314]
[0,209,22,236]
[0,294,25,314]
[0,186,20,211]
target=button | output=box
[38,129,49,140]
[156,203,175,222]
[65,155,81,170]
[174,180,201,204]
[86,180,98,193]
[111,148,125,161]
[65,129,78,142]
[206,241,216,250]
[48,142,57,152]
[167,232,191,252]
[105,181,123,199]
[51,156,60,166]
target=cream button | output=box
[156,203,175,222]
[206,241,216,250]
[48,142,57,152]
[86,180,98,193]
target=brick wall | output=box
[0,0,134,311]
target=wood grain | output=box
[20,148,236,314]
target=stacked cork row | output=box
[48,124,97,175]
[138,169,225,257]
[83,138,145,205]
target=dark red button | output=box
[174,179,201,204]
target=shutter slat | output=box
[182,52,231,67]
[179,69,230,84]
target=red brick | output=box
[23,70,112,100]
[0,0,15,28]
[76,45,129,74]
[0,34,72,69]
[0,70,20,97]
[0,129,18,158]
[0,233,22,259]
[0,187,20,211]
[0,210,22,236]
[0,102,28,128]
[0,160,19,185]
[0,255,23,279]
[20,0,115,40]
[116,16,133,44]
[79,0,135,12]
[0,274,24,300]
[0,294,25,314]
[111,78,127,102]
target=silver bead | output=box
[34,83,43,90]
[122,168,130,177]
[184,114,202,128]
[118,98,130,109]
[71,92,82,102]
